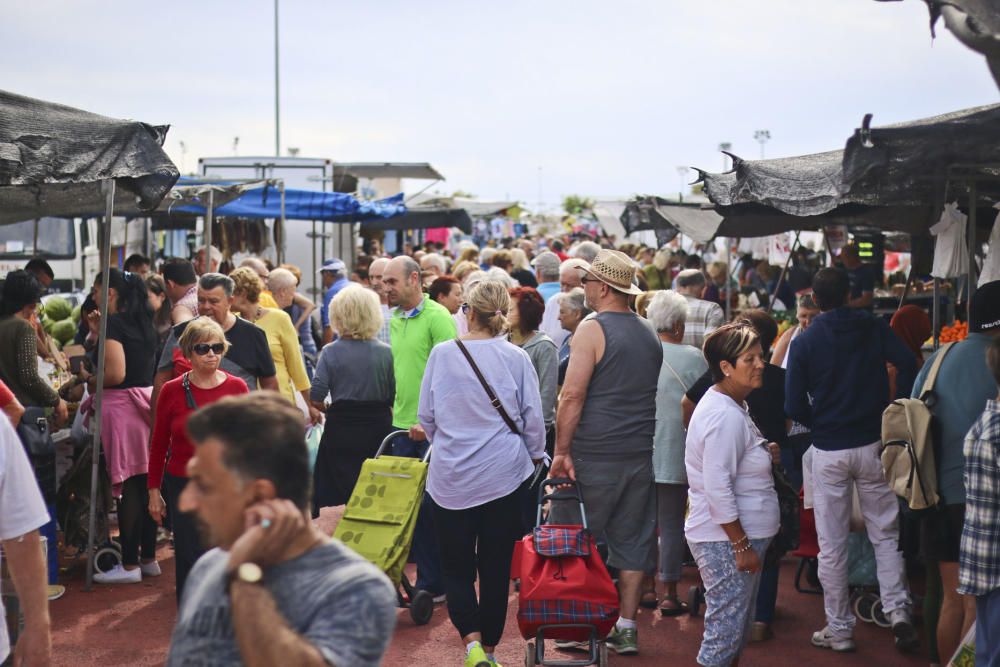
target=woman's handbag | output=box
[764,462,801,568]
[17,406,55,458]
[454,339,520,434]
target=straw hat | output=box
[580,249,643,296]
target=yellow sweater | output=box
[254,308,310,404]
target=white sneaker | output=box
[93,564,142,585]
[140,561,162,577]
[811,626,856,652]
[887,608,918,652]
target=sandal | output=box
[639,589,658,609]
[659,595,688,617]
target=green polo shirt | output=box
[390,296,458,429]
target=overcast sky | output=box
[6,0,997,208]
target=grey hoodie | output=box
[521,331,558,427]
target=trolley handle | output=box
[373,429,432,463]
[536,478,588,530]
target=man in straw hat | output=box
[549,249,662,656]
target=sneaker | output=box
[606,625,639,655]
[93,564,142,585]
[887,608,919,652]
[811,626,856,652]
[553,639,589,652]
[432,593,447,604]
[464,642,490,667]
[140,561,162,577]
[46,584,66,601]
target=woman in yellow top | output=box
[229,267,322,424]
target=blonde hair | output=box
[634,291,656,319]
[229,267,262,303]
[702,322,760,382]
[457,247,479,264]
[465,280,510,337]
[511,248,531,272]
[178,317,230,358]
[329,284,382,340]
[451,260,479,282]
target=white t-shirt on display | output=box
[0,416,50,662]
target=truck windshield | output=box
[0,218,75,259]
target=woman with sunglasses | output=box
[147,317,249,601]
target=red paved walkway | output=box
[49,545,928,666]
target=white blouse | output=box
[684,387,780,543]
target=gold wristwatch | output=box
[228,562,263,589]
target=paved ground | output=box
[48,543,930,667]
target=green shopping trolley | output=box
[333,430,435,625]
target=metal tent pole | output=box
[278,181,286,265]
[724,237,732,322]
[768,231,800,313]
[933,278,941,349]
[204,190,215,270]
[967,183,977,321]
[84,180,116,590]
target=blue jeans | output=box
[976,588,1000,667]
[390,431,443,595]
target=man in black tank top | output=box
[550,249,662,656]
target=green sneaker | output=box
[606,625,639,655]
[464,642,491,667]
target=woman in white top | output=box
[685,322,779,667]
[418,280,546,667]
[771,292,820,369]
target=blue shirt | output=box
[321,277,349,329]
[537,281,560,304]
[912,332,997,504]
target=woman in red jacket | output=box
[147,317,248,602]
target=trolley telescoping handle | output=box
[373,429,432,463]
[536,477,588,530]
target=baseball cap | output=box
[317,258,346,274]
[970,280,1000,333]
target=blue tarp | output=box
[173,185,406,222]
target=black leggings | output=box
[119,474,157,566]
[432,478,529,647]
[163,473,205,602]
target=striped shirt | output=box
[958,399,1000,596]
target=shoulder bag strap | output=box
[182,372,199,410]
[661,357,689,393]
[920,341,955,398]
[454,339,521,435]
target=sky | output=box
[5,0,998,209]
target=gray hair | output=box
[480,247,497,265]
[420,252,447,274]
[485,266,516,288]
[556,287,591,317]
[646,290,689,332]
[267,268,298,292]
[676,268,706,289]
[534,251,561,281]
[199,272,235,297]
[573,241,601,264]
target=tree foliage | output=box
[562,194,595,215]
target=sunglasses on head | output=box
[192,343,225,356]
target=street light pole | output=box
[676,166,688,203]
[718,142,732,171]
[274,0,281,157]
[754,129,771,159]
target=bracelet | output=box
[730,535,749,548]
[733,542,753,554]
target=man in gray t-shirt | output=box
[165,392,396,667]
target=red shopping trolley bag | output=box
[515,478,619,642]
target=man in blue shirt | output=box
[785,268,918,654]
[913,280,1000,663]
[318,258,349,344]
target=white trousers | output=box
[811,441,910,639]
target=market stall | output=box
[0,88,179,589]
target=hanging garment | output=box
[929,202,968,279]
[979,203,1000,286]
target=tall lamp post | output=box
[676,166,688,203]
[274,0,281,157]
[754,130,771,159]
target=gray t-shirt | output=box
[310,338,395,405]
[166,540,396,667]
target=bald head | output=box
[239,257,269,279]
[383,256,423,309]
[560,258,589,292]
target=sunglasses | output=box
[192,343,225,356]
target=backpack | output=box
[880,342,955,511]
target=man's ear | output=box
[247,478,278,503]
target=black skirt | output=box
[312,400,392,516]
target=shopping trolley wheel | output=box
[93,546,122,574]
[871,599,891,628]
[687,585,704,617]
[409,590,434,625]
[524,641,536,666]
[853,592,876,623]
[597,640,609,666]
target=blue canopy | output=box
[173,184,405,222]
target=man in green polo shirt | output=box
[382,255,457,599]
